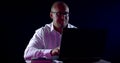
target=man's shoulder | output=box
[35,23,52,33]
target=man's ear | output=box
[50,12,53,19]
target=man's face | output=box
[50,4,69,28]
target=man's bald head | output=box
[51,1,69,12]
[50,1,69,31]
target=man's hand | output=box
[50,46,60,56]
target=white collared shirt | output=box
[24,22,76,62]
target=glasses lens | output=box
[52,12,69,15]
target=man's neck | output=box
[54,26,67,34]
[53,25,63,34]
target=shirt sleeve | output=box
[24,28,52,61]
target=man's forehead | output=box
[53,6,69,12]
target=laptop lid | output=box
[59,28,107,61]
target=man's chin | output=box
[59,25,64,29]
[61,25,67,29]
[59,23,67,28]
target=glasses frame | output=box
[51,12,69,16]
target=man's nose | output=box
[61,15,66,19]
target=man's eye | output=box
[57,12,69,15]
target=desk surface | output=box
[31,59,111,63]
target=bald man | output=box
[24,1,76,63]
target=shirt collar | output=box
[50,22,53,31]
[50,22,69,32]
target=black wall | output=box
[1,0,120,63]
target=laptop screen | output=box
[59,28,107,61]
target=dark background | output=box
[1,0,120,63]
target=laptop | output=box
[58,28,107,62]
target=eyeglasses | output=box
[51,12,69,16]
